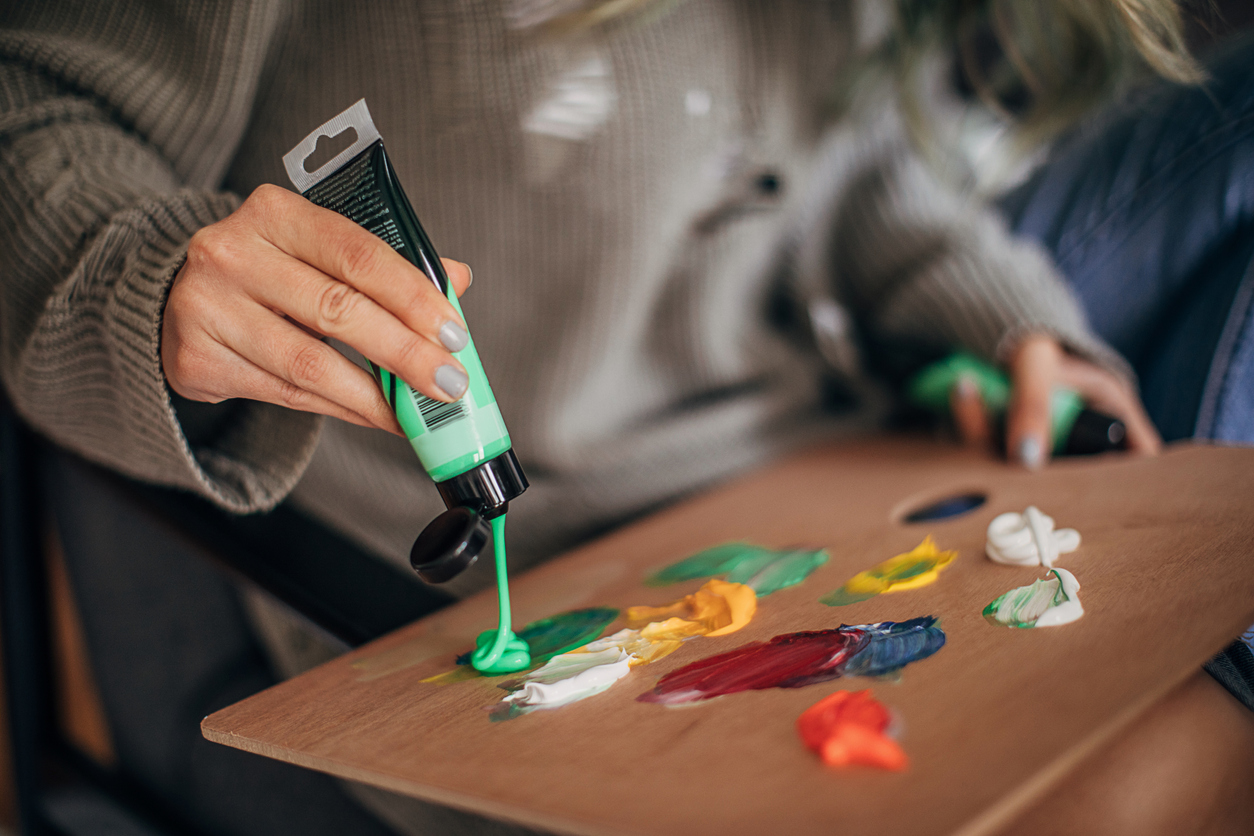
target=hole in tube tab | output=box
[902,492,987,524]
[303,126,359,173]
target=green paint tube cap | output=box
[435,449,528,520]
[410,506,491,584]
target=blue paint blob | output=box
[903,493,986,524]
[842,617,947,677]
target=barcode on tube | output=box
[417,395,466,430]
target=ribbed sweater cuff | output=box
[17,190,322,513]
[112,193,324,512]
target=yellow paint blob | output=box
[624,579,757,637]
[821,536,957,607]
[420,665,482,685]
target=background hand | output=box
[161,185,474,435]
[950,334,1161,467]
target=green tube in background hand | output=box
[906,352,1084,454]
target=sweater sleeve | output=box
[0,1,320,513]
[829,136,1133,383]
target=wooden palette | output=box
[202,439,1254,836]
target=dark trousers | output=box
[46,454,403,836]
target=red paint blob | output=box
[637,629,869,705]
[797,690,907,771]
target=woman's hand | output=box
[161,185,474,435]
[950,334,1162,467]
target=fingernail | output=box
[465,263,473,288]
[1018,436,1044,470]
[439,320,468,352]
[435,365,468,400]
[955,375,978,399]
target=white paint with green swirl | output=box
[984,567,1084,629]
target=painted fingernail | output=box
[465,263,473,288]
[435,365,468,400]
[1018,436,1044,470]
[439,320,468,352]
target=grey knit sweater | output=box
[0,1,1124,593]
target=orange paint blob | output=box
[796,690,907,771]
[624,579,757,637]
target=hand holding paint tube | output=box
[166,99,529,670]
[162,185,474,433]
[906,347,1159,465]
[165,99,532,674]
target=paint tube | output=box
[284,100,526,582]
[905,352,1126,455]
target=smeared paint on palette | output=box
[646,542,829,596]
[490,581,757,720]
[492,649,633,721]
[821,537,956,607]
[984,568,1084,628]
[638,618,945,705]
[798,690,907,771]
[521,606,622,660]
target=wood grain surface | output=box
[202,439,1254,836]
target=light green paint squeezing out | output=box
[470,515,531,674]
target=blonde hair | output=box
[556,0,1202,144]
[894,0,1204,144]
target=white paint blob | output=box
[988,567,1084,629]
[986,506,1080,568]
[502,649,632,709]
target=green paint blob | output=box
[744,549,830,595]
[724,550,788,585]
[818,587,879,607]
[517,607,620,663]
[469,515,531,674]
[645,542,828,596]
[644,542,772,586]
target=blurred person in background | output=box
[1,1,1251,834]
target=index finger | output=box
[250,187,465,335]
[1007,335,1062,469]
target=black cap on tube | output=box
[435,449,528,520]
[410,507,491,584]
[409,450,529,584]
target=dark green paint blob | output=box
[646,542,828,596]
[517,607,620,663]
